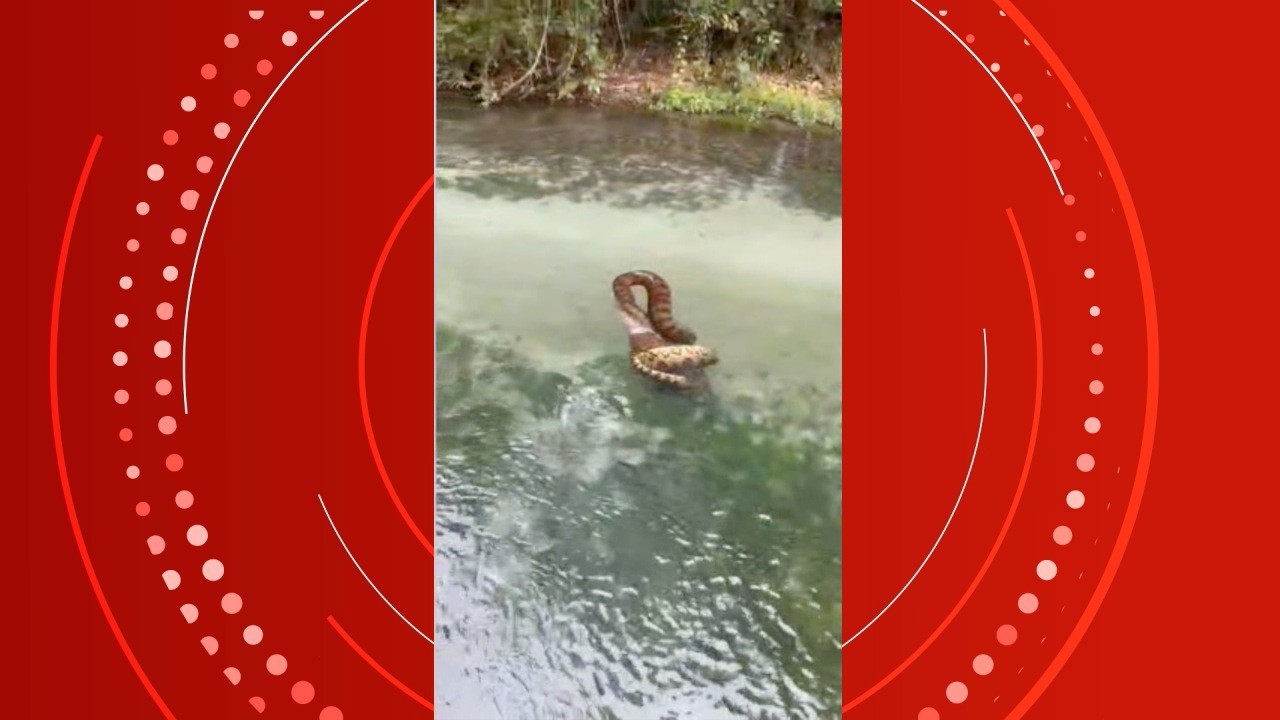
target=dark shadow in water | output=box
[438,98,843,220]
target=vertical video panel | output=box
[435,2,844,717]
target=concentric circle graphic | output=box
[51,4,434,717]
[845,0,1157,717]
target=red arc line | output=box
[50,134,178,720]
[844,207,1044,713]
[359,175,436,555]
[327,615,435,712]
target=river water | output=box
[435,98,842,719]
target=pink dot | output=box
[147,536,165,555]
[119,428,134,442]
[180,189,200,210]
[172,228,188,244]
[257,59,273,75]
[175,490,194,509]
[918,709,940,720]
[1032,124,1044,137]
[1050,158,1062,170]
[1064,194,1076,206]
[946,681,968,703]
[1037,559,1058,580]
[135,501,150,517]
[197,156,214,173]
[180,604,198,623]
[119,276,133,290]
[1090,380,1104,394]
[996,624,1018,645]
[201,64,218,80]
[157,302,174,320]
[127,465,141,479]
[1018,592,1039,613]
[114,389,129,404]
[965,34,975,43]
[187,525,208,546]
[180,96,197,112]
[1085,417,1101,433]
[163,130,179,145]
[282,31,298,46]
[201,636,219,655]
[136,202,150,216]
[1084,267,1095,279]
[310,10,326,19]
[159,416,178,435]
[222,592,244,614]
[1012,93,1023,103]
[1067,490,1086,509]
[156,378,173,395]
[155,340,173,358]
[203,558,225,581]
[973,654,994,675]
[1076,453,1095,472]
[127,239,140,252]
[224,667,241,685]
[249,697,266,713]
[115,313,129,328]
[319,708,343,720]
[266,654,288,675]
[163,266,179,281]
[292,681,316,704]
[166,454,185,472]
[1076,230,1087,241]
[113,351,128,366]
[147,164,164,181]
[224,33,239,48]
[249,10,265,20]
[1091,343,1104,356]
[1054,525,1073,545]
[234,89,251,107]
[214,122,231,139]
[243,625,264,645]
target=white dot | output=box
[1089,306,1101,317]
[188,525,209,546]
[119,276,133,290]
[1037,560,1058,580]
[181,96,197,112]
[113,351,129,367]
[114,314,129,328]
[1018,592,1039,613]
[1084,417,1101,433]
[163,266,179,281]
[1089,380,1104,394]
[1067,490,1086,509]
[249,10,264,20]
[214,122,231,139]
[990,62,1001,72]
[282,30,298,46]
[126,465,140,479]
[203,559,226,581]
[1077,453,1095,472]
[1084,268,1095,279]
[162,570,182,590]
[155,340,173,358]
[147,164,164,181]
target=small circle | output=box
[310,10,326,19]
[1084,417,1101,433]
[1089,305,1101,317]
[127,239,140,252]
[214,122,231,139]
[249,10,265,20]
[266,654,288,675]
[292,681,316,704]
[114,389,129,404]
[996,624,1017,645]
[224,33,239,48]
[136,202,150,216]
[113,351,128,367]
[243,625,264,645]
[148,536,166,555]
[1084,268,1095,279]
[234,89,251,107]
[166,454,185,472]
[918,709,939,720]
[1075,230,1087,241]
[1076,453,1095,472]
[135,501,150,517]
[203,559,225,581]
[1064,194,1076,206]
[201,64,217,79]
[1067,490,1086,509]
[249,697,266,713]
[188,524,208,546]
[1089,380,1104,395]
[221,592,244,614]
[119,276,133,290]
[973,654,994,676]
[1037,560,1058,580]
[257,59,273,75]
[946,681,968,703]
[159,416,178,435]
[163,130,179,145]
[1018,592,1039,614]
[319,708,343,720]
[965,34,975,43]
[1032,124,1044,137]
[115,313,129,328]
[1053,525,1073,545]
[155,340,173,358]
[989,62,1001,72]
[282,31,298,46]
[147,164,164,181]
[119,428,133,442]
[181,96,197,112]
[163,266,179,281]
[197,156,214,173]
[1091,343,1104,356]
[157,302,174,320]
[156,378,173,395]
[161,569,180,589]
[126,465,140,479]
[1012,92,1023,103]
[171,228,188,244]
[175,490,194,509]
[180,190,200,210]
[1050,158,1062,170]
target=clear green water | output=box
[435,99,842,719]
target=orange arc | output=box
[327,614,434,711]
[51,134,178,720]
[359,176,435,555]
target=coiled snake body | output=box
[612,271,718,389]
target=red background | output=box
[7,0,1278,718]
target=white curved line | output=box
[908,0,1065,196]
[182,0,370,414]
[843,328,988,648]
[318,493,434,645]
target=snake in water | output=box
[612,270,718,389]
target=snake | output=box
[612,270,718,389]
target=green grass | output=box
[653,82,842,130]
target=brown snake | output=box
[612,271,718,389]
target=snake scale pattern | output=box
[612,270,718,389]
